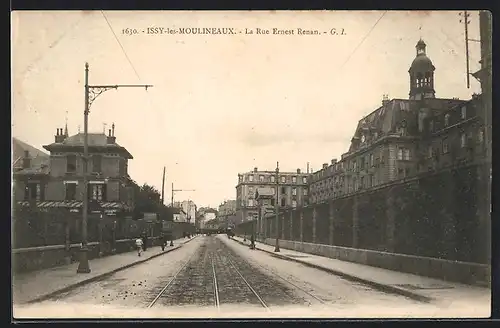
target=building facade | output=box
[308,39,486,205]
[235,167,309,222]
[14,124,135,216]
[173,200,197,224]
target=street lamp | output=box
[274,161,280,252]
[77,63,152,274]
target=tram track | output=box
[148,236,287,310]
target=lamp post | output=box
[274,161,280,252]
[77,62,152,274]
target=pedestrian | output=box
[135,237,143,257]
[160,232,166,251]
[250,233,255,250]
[142,232,148,251]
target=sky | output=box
[11,10,482,208]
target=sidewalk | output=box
[13,236,199,305]
[231,236,490,307]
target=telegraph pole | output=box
[161,167,166,205]
[459,11,472,88]
[77,63,152,274]
[274,161,280,252]
[169,183,195,246]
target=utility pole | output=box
[459,11,474,88]
[77,63,152,274]
[169,182,195,245]
[161,166,166,205]
[274,161,280,252]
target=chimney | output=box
[322,163,328,170]
[307,162,310,173]
[382,94,390,106]
[331,159,337,165]
[296,168,301,174]
[55,128,66,143]
[22,150,31,169]
[254,167,258,172]
[107,128,116,144]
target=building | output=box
[172,207,188,222]
[235,167,309,222]
[14,124,135,217]
[173,200,197,224]
[217,200,237,227]
[308,39,487,205]
[12,137,50,172]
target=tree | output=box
[130,181,162,219]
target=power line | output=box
[339,11,387,70]
[100,10,142,82]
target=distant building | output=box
[235,167,309,223]
[172,207,188,222]
[173,200,197,224]
[218,200,237,227]
[309,39,487,204]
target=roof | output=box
[410,39,435,73]
[43,133,133,159]
[12,138,50,170]
[347,98,466,153]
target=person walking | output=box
[135,237,143,257]
[142,232,148,251]
[250,233,256,250]
[160,232,166,251]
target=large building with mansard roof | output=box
[309,39,487,204]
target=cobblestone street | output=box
[14,234,489,319]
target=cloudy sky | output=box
[12,10,482,208]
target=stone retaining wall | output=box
[261,238,490,287]
[12,237,163,273]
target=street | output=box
[14,234,461,318]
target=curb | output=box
[230,237,433,304]
[25,236,199,304]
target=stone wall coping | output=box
[12,238,139,254]
[270,239,490,269]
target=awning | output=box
[17,200,131,211]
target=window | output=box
[371,175,376,187]
[397,149,403,160]
[270,187,275,194]
[478,129,484,143]
[353,161,357,171]
[238,175,243,183]
[444,114,450,126]
[67,154,76,173]
[65,183,77,200]
[248,199,254,207]
[353,177,358,191]
[92,155,102,173]
[403,149,410,160]
[461,134,467,148]
[303,189,308,196]
[302,176,307,183]
[292,187,297,196]
[270,176,275,183]
[24,183,42,201]
[461,106,467,119]
[270,199,275,206]
[292,176,297,183]
[428,146,433,158]
[442,139,449,154]
[360,176,364,189]
[88,183,106,201]
[292,200,297,208]
[259,175,264,182]
[280,198,286,207]
[281,187,286,194]
[370,154,374,166]
[281,176,286,183]
[248,175,254,182]
[248,186,254,195]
